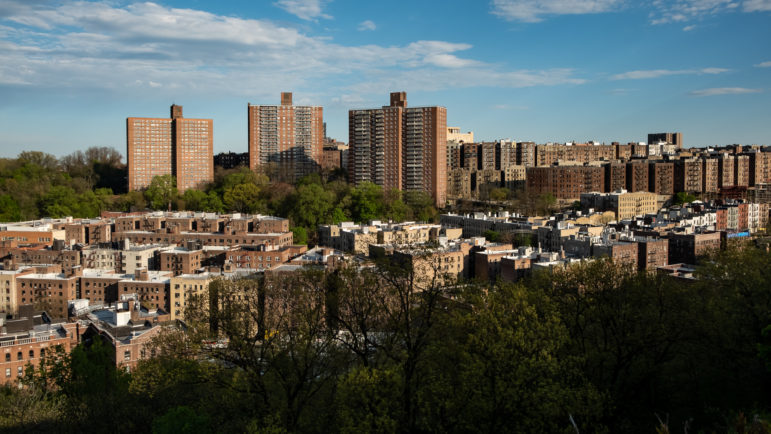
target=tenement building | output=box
[248,92,324,181]
[127,105,213,192]
[349,92,447,207]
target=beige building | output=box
[170,273,214,322]
[447,127,473,144]
[581,190,658,220]
[0,269,33,315]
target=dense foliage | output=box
[0,151,438,242]
[3,245,771,433]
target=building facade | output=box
[248,92,324,181]
[127,105,213,192]
[349,92,447,207]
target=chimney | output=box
[390,91,407,108]
[281,92,293,106]
[170,104,183,119]
[136,268,149,281]
[68,266,82,278]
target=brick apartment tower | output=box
[348,92,447,207]
[127,105,213,192]
[248,92,324,181]
[648,132,683,148]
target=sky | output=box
[0,0,769,160]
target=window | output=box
[40,348,45,359]
[17,366,22,376]
[4,354,9,362]
[17,351,22,361]
[29,350,34,359]
[124,351,131,361]
[5,368,9,377]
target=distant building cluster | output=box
[125,94,767,211]
[446,136,771,202]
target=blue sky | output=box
[0,0,769,159]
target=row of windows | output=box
[4,348,45,362]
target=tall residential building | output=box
[648,132,683,148]
[127,105,213,192]
[349,92,447,207]
[248,92,324,181]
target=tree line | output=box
[3,244,771,433]
[0,149,439,243]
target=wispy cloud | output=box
[611,67,729,80]
[683,24,697,30]
[357,20,376,31]
[649,0,771,24]
[743,0,771,12]
[689,87,762,96]
[490,0,621,22]
[0,1,586,98]
[755,61,771,67]
[274,0,331,21]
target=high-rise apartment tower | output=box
[349,92,447,207]
[248,92,324,181]
[648,132,683,148]
[127,105,213,192]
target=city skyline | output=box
[1,0,770,159]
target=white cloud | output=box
[357,20,376,31]
[611,67,729,79]
[0,1,587,98]
[755,61,771,67]
[683,24,697,30]
[274,0,331,21]
[744,0,771,11]
[491,0,621,22]
[649,0,770,24]
[689,87,762,96]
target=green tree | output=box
[0,194,21,221]
[181,189,223,212]
[403,190,438,222]
[418,282,604,432]
[291,227,308,245]
[152,406,211,434]
[288,183,335,229]
[145,175,177,211]
[224,183,263,213]
[489,187,510,201]
[673,191,697,205]
[482,229,500,242]
[39,185,78,217]
[348,182,384,223]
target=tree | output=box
[181,189,223,213]
[223,183,262,214]
[0,194,21,222]
[403,191,439,222]
[348,182,384,223]
[673,191,697,205]
[482,229,500,242]
[291,227,308,245]
[152,406,211,434]
[489,187,510,201]
[145,175,177,211]
[418,282,604,432]
[287,183,335,230]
